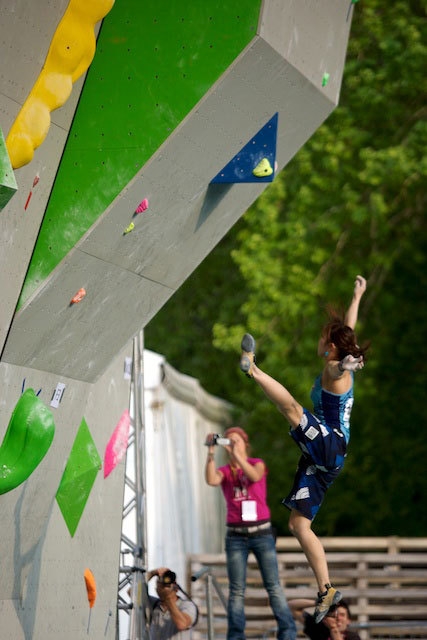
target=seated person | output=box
[289,598,361,640]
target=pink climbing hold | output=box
[135,198,149,214]
[103,409,131,478]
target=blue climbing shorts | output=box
[282,408,347,521]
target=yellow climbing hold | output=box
[252,158,273,178]
[6,0,115,169]
[123,222,135,235]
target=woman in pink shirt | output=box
[205,426,296,640]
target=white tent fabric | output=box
[143,350,230,588]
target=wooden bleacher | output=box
[187,537,427,639]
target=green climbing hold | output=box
[0,389,55,495]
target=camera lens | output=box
[161,570,176,585]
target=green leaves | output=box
[147,2,427,535]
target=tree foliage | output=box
[146,2,427,536]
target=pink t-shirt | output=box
[218,458,271,525]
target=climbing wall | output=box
[0,349,131,638]
[0,0,354,637]
[1,0,354,383]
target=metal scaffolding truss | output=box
[116,332,151,640]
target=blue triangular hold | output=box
[211,113,278,184]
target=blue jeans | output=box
[225,532,296,640]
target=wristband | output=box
[338,360,345,373]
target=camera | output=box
[158,570,176,586]
[212,434,231,446]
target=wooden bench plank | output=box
[275,536,427,552]
[190,551,427,565]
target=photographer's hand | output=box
[204,433,216,449]
[323,613,343,640]
[227,436,265,482]
[204,434,223,487]
[147,567,168,581]
[158,585,192,631]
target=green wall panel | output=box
[56,417,101,537]
[20,0,261,306]
[0,126,18,211]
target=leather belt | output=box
[227,521,271,534]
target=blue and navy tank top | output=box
[310,372,354,443]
